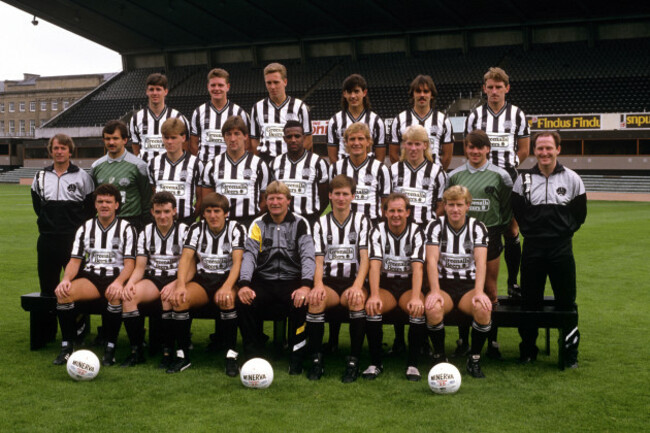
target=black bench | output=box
[21,292,577,369]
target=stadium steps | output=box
[0,167,91,184]
[580,175,650,193]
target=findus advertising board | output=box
[622,114,650,129]
[528,115,601,130]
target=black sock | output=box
[104,304,123,346]
[220,309,238,352]
[57,302,76,347]
[427,321,445,355]
[471,320,491,355]
[349,310,366,359]
[288,306,307,362]
[504,234,521,286]
[488,324,499,347]
[161,310,174,354]
[328,321,341,346]
[306,312,325,356]
[173,310,192,357]
[366,314,383,367]
[458,324,469,345]
[393,323,405,345]
[123,310,145,349]
[407,317,426,367]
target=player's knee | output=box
[425,307,443,324]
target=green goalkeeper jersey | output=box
[447,161,513,228]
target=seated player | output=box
[424,185,492,378]
[120,192,190,368]
[306,175,371,382]
[237,181,315,374]
[53,184,136,366]
[365,193,426,381]
[167,192,246,375]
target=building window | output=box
[30,120,36,134]
[0,103,4,113]
[19,120,25,134]
[0,120,4,133]
[51,100,58,111]
[30,101,36,112]
[9,120,15,133]
[63,100,69,110]
[41,101,47,111]
[9,102,15,112]
[19,102,25,112]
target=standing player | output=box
[306,175,371,382]
[31,134,95,340]
[424,185,492,378]
[390,125,446,227]
[200,115,271,228]
[465,67,530,299]
[365,193,426,381]
[329,122,391,225]
[148,117,203,225]
[389,75,454,169]
[129,73,190,163]
[447,130,512,358]
[237,181,315,373]
[167,192,246,375]
[121,192,189,368]
[91,120,152,232]
[327,74,386,163]
[190,68,250,166]
[52,184,136,366]
[250,63,312,164]
[513,132,586,368]
[270,120,329,227]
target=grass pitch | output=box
[1,185,648,432]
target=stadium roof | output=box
[5,0,650,55]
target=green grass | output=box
[1,185,648,432]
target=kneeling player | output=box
[366,193,426,381]
[424,185,492,378]
[53,184,136,366]
[120,192,189,368]
[307,175,371,382]
[168,193,246,375]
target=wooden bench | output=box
[21,292,577,369]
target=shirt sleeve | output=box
[327,115,337,147]
[442,115,454,143]
[129,114,140,144]
[379,163,391,198]
[368,226,383,261]
[136,227,147,257]
[191,108,200,137]
[122,222,137,259]
[390,115,400,145]
[374,116,386,148]
[411,227,426,263]
[300,102,312,135]
[238,221,262,287]
[250,104,260,139]
[313,221,324,256]
[297,219,315,286]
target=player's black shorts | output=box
[487,225,505,261]
[78,270,114,296]
[192,272,229,300]
[380,275,412,301]
[144,273,176,291]
[440,278,474,306]
[323,277,357,295]
[505,167,518,183]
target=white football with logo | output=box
[240,358,274,389]
[428,362,461,394]
[66,350,100,381]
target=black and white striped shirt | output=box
[390,160,447,225]
[314,211,371,280]
[200,152,271,219]
[129,106,190,163]
[190,101,250,165]
[250,96,312,158]
[271,151,329,217]
[465,103,529,169]
[184,220,246,275]
[137,222,190,278]
[71,217,137,277]
[329,156,391,221]
[327,110,386,160]
[148,152,203,220]
[390,109,453,165]
[425,216,488,281]
[369,222,425,279]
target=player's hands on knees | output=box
[173,286,188,307]
[366,294,382,316]
[292,287,310,308]
[55,280,72,298]
[307,285,325,307]
[122,282,136,302]
[425,292,444,310]
[106,281,123,302]
[407,296,425,317]
[215,287,234,309]
[346,286,365,309]
[238,286,256,305]
[160,281,176,303]
[472,292,492,312]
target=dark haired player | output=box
[120,192,190,368]
[52,184,136,366]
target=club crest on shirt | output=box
[285,113,300,122]
[503,120,512,130]
[556,187,567,196]
[67,184,77,193]
[429,125,439,135]
[222,243,231,253]
[301,168,312,177]
[179,170,188,181]
[119,178,130,187]
[481,122,487,129]
[243,169,253,179]
[422,177,432,186]
[111,237,121,248]
[348,232,357,244]
[463,238,473,253]
[171,245,181,255]
[363,174,374,183]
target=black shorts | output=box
[440,278,474,306]
[380,276,412,301]
[505,167,518,183]
[78,270,114,296]
[487,225,505,261]
[323,277,357,295]
[192,272,229,300]
[144,274,176,291]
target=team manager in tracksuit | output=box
[237,180,315,373]
[512,131,586,368]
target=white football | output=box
[240,358,274,389]
[66,350,100,381]
[428,362,462,394]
